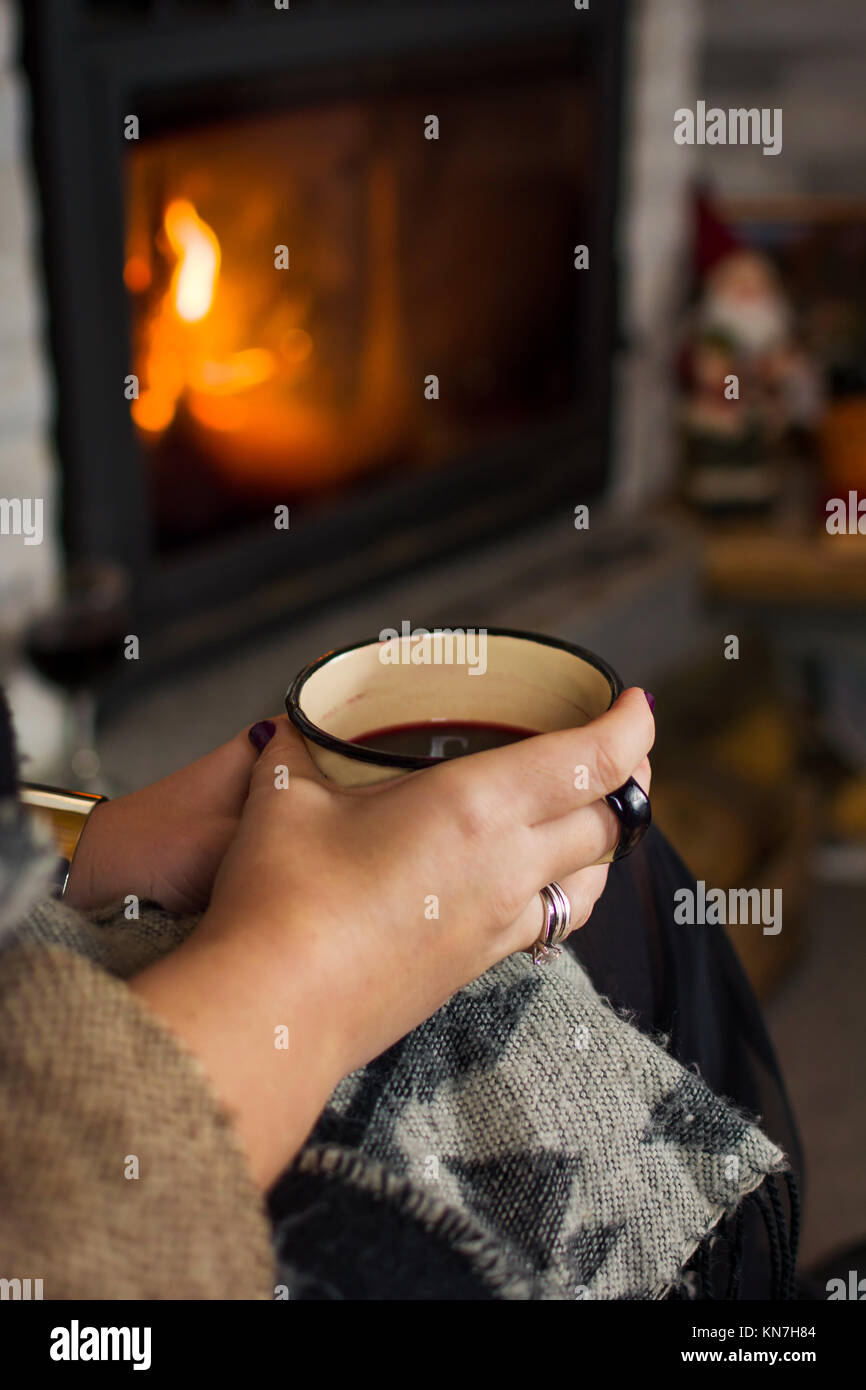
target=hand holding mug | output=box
[130,634,653,1187]
[194,686,652,1076]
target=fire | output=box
[129,198,275,437]
[194,348,274,395]
[123,255,151,293]
[125,131,413,487]
[164,199,220,322]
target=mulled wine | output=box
[350,719,537,761]
[23,561,130,789]
[24,562,130,694]
[25,619,125,692]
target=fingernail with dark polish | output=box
[644,691,656,714]
[248,719,276,753]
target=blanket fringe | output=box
[669,1169,800,1300]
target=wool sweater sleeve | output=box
[0,942,275,1300]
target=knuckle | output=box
[449,780,498,843]
[590,734,628,797]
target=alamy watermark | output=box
[378,623,487,675]
[674,881,782,936]
[827,1271,866,1300]
[674,102,783,157]
[0,497,43,545]
[1,1276,43,1299]
[826,491,866,535]
[50,1321,151,1371]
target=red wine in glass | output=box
[26,613,127,691]
[24,563,130,787]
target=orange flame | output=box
[126,160,409,479]
[164,199,220,322]
[130,198,278,437]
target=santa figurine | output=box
[700,248,791,361]
[681,208,821,514]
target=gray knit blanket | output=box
[6,893,787,1300]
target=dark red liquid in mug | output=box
[350,719,537,760]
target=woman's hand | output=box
[207,693,652,1070]
[129,689,653,1188]
[63,725,269,912]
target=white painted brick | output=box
[0,1,15,74]
[0,339,49,437]
[0,431,54,499]
[0,164,34,254]
[0,256,41,346]
[0,4,59,625]
[611,0,701,503]
[0,72,24,167]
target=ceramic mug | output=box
[286,627,651,861]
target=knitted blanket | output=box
[7,894,788,1300]
[275,948,787,1300]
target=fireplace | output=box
[21,0,627,673]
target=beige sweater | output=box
[0,936,275,1299]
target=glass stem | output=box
[69,688,101,788]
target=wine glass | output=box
[24,562,131,792]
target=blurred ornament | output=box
[700,249,791,360]
[681,239,822,516]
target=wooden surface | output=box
[703,528,866,605]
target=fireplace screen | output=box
[124,69,593,552]
[23,0,625,655]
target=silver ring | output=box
[528,881,572,965]
[545,881,572,945]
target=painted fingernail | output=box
[248,719,276,753]
[644,691,656,714]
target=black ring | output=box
[604,778,651,861]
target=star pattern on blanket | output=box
[640,1071,751,1153]
[313,971,543,1168]
[443,1149,585,1274]
[562,1219,626,1290]
[268,950,786,1301]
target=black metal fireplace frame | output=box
[20,0,629,675]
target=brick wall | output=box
[611,0,700,507]
[0,0,57,636]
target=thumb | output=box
[246,715,324,798]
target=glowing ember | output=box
[194,348,275,395]
[123,255,151,293]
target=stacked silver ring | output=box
[528,881,572,965]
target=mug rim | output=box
[285,628,624,771]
